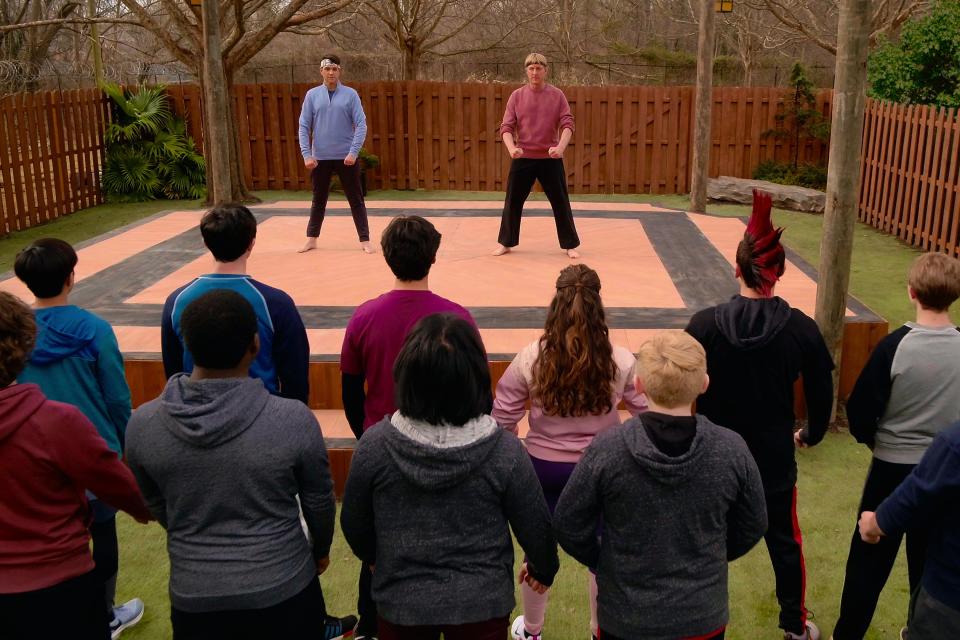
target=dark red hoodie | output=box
[0,383,150,593]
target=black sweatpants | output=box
[833,458,928,640]
[171,576,327,640]
[357,561,378,636]
[764,486,809,636]
[307,160,369,241]
[498,158,580,249]
[0,570,109,640]
[89,513,119,619]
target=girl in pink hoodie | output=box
[492,264,647,640]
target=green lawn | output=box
[3,189,944,638]
[113,435,903,640]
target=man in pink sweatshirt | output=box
[494,53,581,259]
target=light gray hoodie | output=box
[125,374,335,613]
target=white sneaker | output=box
[511,615,542,640]
[784,621,820,640]
[110,598,144,639]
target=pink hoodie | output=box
[492,341,647,463]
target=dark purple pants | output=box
[307,160,369,241]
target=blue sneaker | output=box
[109,598,144,639]
[324,614,357,640]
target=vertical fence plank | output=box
[904,105,927,244]
[929,107,956,253]
[915,105,940,249]
[0,97,20,233]
[941,113,960,257]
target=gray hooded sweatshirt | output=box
[554,415,767,640]
[340,413,560,627]
[125,374,335,613]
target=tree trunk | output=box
[224,74,258,203]
[402,46,421,81]
[200,0,234,205]
[690,0,716,213]
[814,0,870,414]
[87,0,103,86]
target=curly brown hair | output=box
[0,291,36,387]
[531,264,618,417]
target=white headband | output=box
[321,59,340,69]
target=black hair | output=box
[13,238,78,299]
[321,54,341,66]
[180,289,258,370]
[380,216,441,281]
[200,204,258,263]
[393,313,491,425]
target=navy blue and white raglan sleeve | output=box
[262,285,310,405]
[161,285,188,379]
[846,325,911,448]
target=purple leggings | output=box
[529,455,578,514]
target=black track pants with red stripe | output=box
[764,486,809,636]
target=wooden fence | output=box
[166,82,832,194]
[0,89,107,234]
[859,100,960,257]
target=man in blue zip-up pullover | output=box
[14,238,145,638]
[298,54,372,254]
[161,204,310,405]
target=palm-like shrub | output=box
[102,84,206,201]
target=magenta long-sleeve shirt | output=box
[499,84,575,159]
[492,341,647,463]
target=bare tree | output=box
[360,0,547,80]
[814,0,869,412]
[0,0,81,88]
[690,0,715,213]
[112,0,354,202]
[747,0,928,54]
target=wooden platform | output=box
[0,200,887,496]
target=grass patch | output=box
[114,434,906,640]
[0,199,204,273]
[6,189,942,637]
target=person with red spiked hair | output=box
[685,190,834,640]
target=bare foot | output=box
[298,239,318,253]
[360,241,375,254]
[492,244,511,256]
[566,248,581,259]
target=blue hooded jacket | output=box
[18,306,131,455]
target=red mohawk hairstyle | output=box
[735,189,785,297]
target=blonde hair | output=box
[908,252,960,311]
[524,53,548,68]
[635,331,706,409]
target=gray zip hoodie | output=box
[554,415,767,639]
[125,374,335,613]
[340,413,560,626]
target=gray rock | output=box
[707,176,826,213]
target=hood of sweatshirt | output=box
[0,383,46,444]
[157,374,270,448]
[714,295,792,351]
[29,306,98,365]
[623,414,713,486]
[381,413,502,491]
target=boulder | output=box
[707,176,826,213]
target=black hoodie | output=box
[686,295,834,492]
[340,415,559,627]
